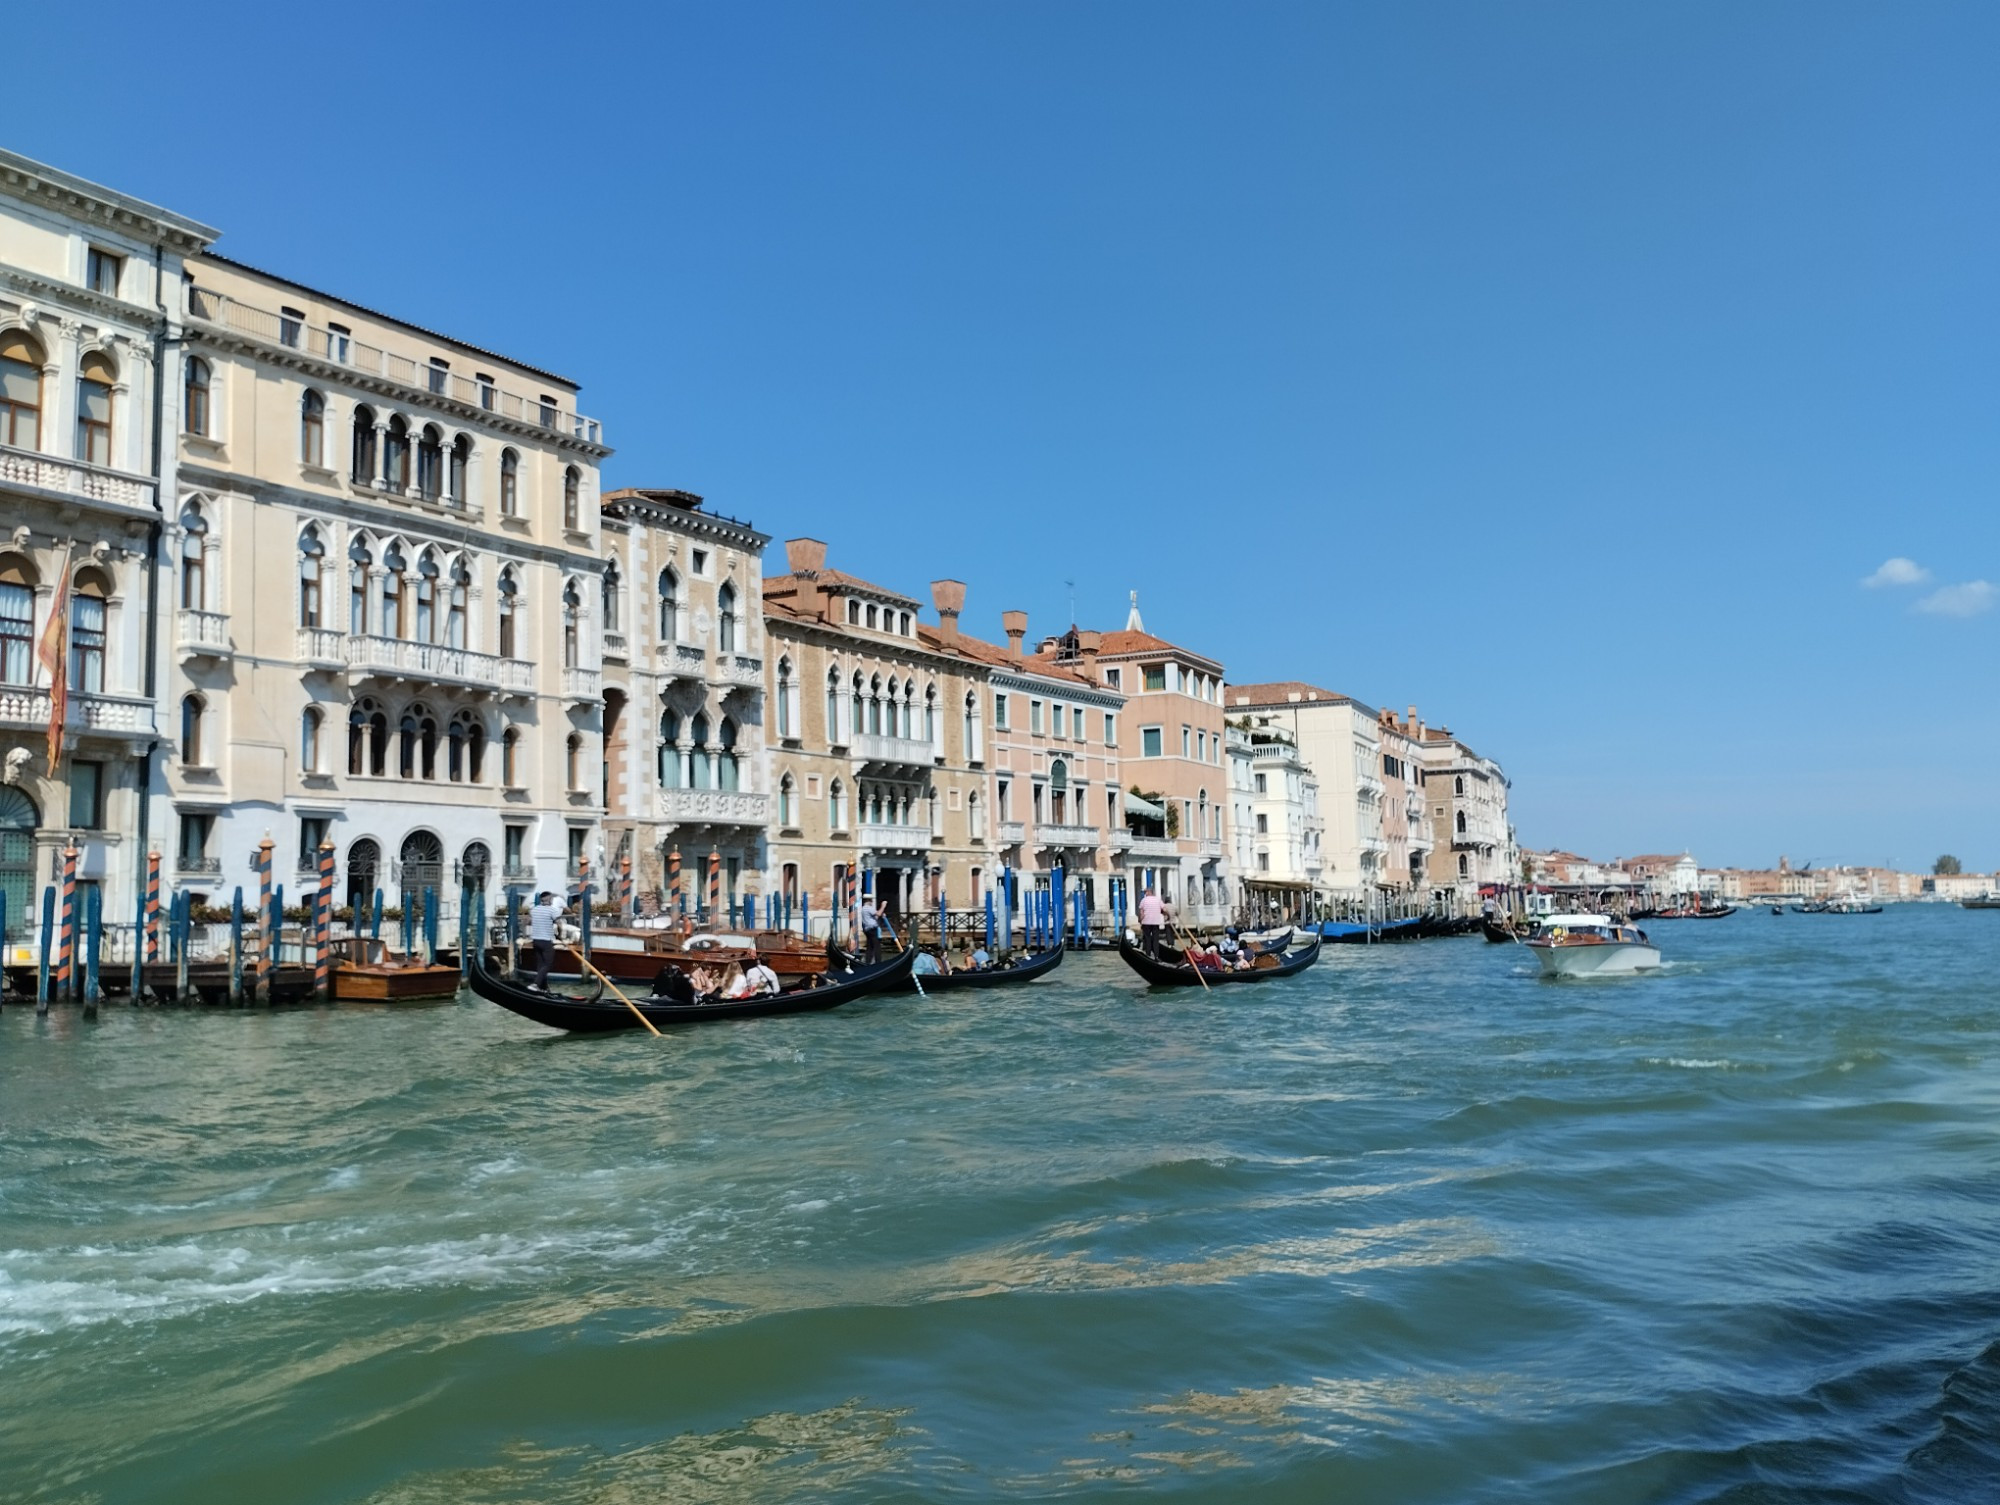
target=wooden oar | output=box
[1172,917,1214,993]
[575,950,664,1037]
[882,916,925,999]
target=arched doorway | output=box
[0,787,37,922]
[399,831,444,897]
[345,837,379,912]
[459,840,491,892]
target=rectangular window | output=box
[1181,726,1191,758]
[1029,700,1043,734]
[1103,712,1115,745]
[1256,812,1269,834]
[1143,665,1165,691]
[279,306,304,349]
[1073,707,1085,741]
[76,379,111,465]
[1141,726,1162,758]
[997,779,1010,820]
[68,760,103,828]
[1195,730,1205,761]
[70,596,106,692]
[1032,783,1045,822]
[865,604,878,629]
[993,694,1009,730]
[178,811,212,863]
[328,323,351,363]
[567,827,586,870]
[846,599,859,624]
[1104,667,1121,689]
[0,583,31,684]
[1178,667,1190,693]
[299,816,329,867]
[428,358,449,394]
[86,248,121,296]
[539,395,558,429]
[1254,772,1267,793]
[476,373,495,410]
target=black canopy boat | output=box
[1117,932,1323,987]
[468,944,916,1032]
[909,944,1066,992]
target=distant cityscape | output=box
[1522,850,1993,906]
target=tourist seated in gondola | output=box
[966,942,991,970]
[913,948,944,978]
[1218,928,1242,960]
[650,964,697,1005]
[719,962,755,1000]
[744,957,781,996]
[687,963,721,999]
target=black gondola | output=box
[467,944,915,1032]
[1482,920,1519,944]
[1117,933,1322,987]
[910,945,1066,992]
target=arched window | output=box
[828,779,846,831]
[561,579,581,668]
[659,708,682,788]
[380,543,406,638]
[499,448,519,515]
[349,696,386,775]
[301,706,323,772]
[717,582,736,653]
[657,567,679,641]
[562,466,581,529]
[501,725,520,785]
[182,355,208,440]
[416,423,443,499]
[566,732,583,791]
[467,719,486,782]
[1455,809,1467,834]
[867,675,883,736]
[775,656,794,738]
[0,554,40,685]
[398,709,419,779]
[447,711,471,782]
[902,681,916,739]
[602,558,621,634]
[925,683,938,752]
[461,840,491,888]
[398,830,443,896]
[718,717,739,791]
[348,534,372,634]
[778,772,796,827]
[851,672,865,739]
[298,529,325,628]
[179,501,207,611]
[968,789,985,839]
[382,416,410,493]
[1458,853,1469,878]
[0,331,42,448]
[448,434,470,505]
[181,693,206,765]
[300,389,324,467]
[1454,776,1465,797]
[414,550,439,643]
[689,713,711,789]
[445,558,468,649]
[69,570,108,693]
[964,691,981,762]
[496,569,518,658]
[419,709,438,780]
[351,404,376,483]
[345,837,380,911]
[826,666,842,746]
[76,350,115,465]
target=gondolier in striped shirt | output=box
[528,891,564,991]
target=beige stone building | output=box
[599,488,770,920]
[761,542,994,934]
[171,253,611,912]
[0,150,216,935]
[1377,707,1434,891]
[1416,724,1515,906]
[1224,683,1385,900]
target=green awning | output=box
[1122,791,1167,820]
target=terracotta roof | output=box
[1225,680,1353,708]
[1093,629,1221,667]
[763,569,919,607]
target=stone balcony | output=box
[175,854,223,877]
[0,442,155,517]
[853,731,936,768]
[1124,835,1181,860]
[1107,830,1133,851]
[660,642,707,681]
[858,822,934,851]
[711,652,763,691]
[0,684,156,739]
[177,608,231,660]
[659,788,771,825]
[342,633,535,695]
[1037,823,1101,850]
[562,666,602,703]
[996,820,1027,845]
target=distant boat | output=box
[1962,895,2000,910]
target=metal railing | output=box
[187,286,604,445]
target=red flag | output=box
[37,555,72,774]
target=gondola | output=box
[1118,933,1322,987]
[1482,919,1520,944]
[910,944,1066,992]
[1239,927,1294,956]
[467,944,915,1032]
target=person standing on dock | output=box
[528,890,564,991]
[1137,886,1165,958]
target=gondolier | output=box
[858,895,883,965]
[528,890,564,991]
[1137,886,1164,957]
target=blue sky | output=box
[16,2,1997,870]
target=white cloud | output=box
[1862,557,1931,588]
[1915,581,1997,618]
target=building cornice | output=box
[989,666,1124,710]
[0,150,219,254]
[763,610,993,679]
[603,496,769,551]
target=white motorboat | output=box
[1524,913,1661,978]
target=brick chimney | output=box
[785,538,827,619]
[1002,610,1028,659]
[931,579,966,646]
[1077,628,1102,669]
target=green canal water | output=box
[5,909,2000,1503]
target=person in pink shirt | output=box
[1137,887,1165,958]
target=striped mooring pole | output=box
[668,846,682,930]
[145,850,161,962]
[56,844,77,1000]
[315,842,335,1002]
[255,836,274,1005]
[708,849,720,927]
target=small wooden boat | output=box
[1118,933,1322,987]
[467,943,914,1032]
[1648,905,1736,920]
[1239,927,1294,956]
[1482,920,1520,944]
[331,939,462,1002]
[910,945,1065,992]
